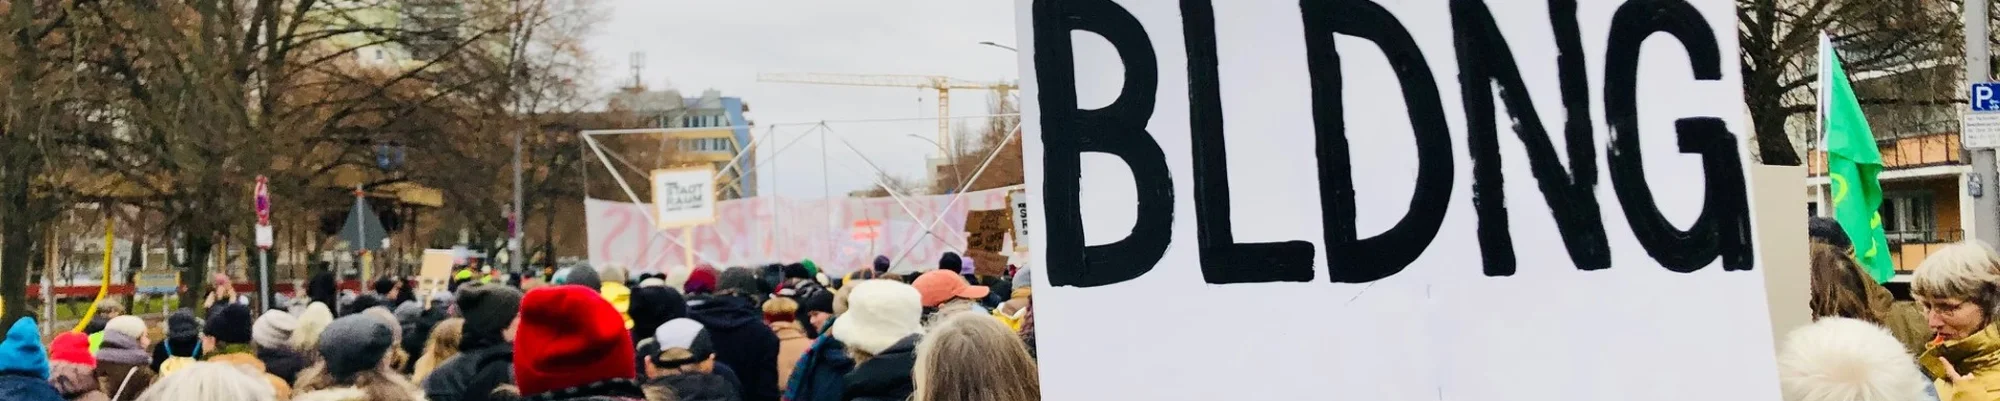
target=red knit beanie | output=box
[48,332,93,367]
[515,285,635,396]
[685,265,719,294]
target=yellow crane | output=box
[757,72,1017,153]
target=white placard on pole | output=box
[651,166,718,229]
[255,226,274,248]
[1018,1,1776,400]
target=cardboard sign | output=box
[1018,1,1775,400]
[964,209,1012,254]
[651,166,717,229]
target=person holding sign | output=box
[1914,243,2000,401]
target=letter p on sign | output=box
[1975,83,2000,112]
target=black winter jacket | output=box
[689,295,780,401]
[840,335,919,401]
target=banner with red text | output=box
[586,187,1015,280]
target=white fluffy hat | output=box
[831,280,924,355]
[1777,317,1928,401]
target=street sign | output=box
[1974,83,2000,112]
[1969,83,2000,149]
[254,175,273,248]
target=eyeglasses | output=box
[1923,300,1973,317]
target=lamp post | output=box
[978,41,1018,52]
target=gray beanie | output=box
[318,315,396,380]
[718,267,761,296]
[565,266,604,292]
[252,310,298,350]
[1012,267,1033,291]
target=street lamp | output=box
[979,41,1018,52]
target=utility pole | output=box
[512,125,525,275]
[1969,0,1998,246]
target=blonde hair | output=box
[1913,242,2000,312]
[294,361,424,401]
[424,318,465,366]
[290,302,334,361]
[913,312,1039,401]
[764,297,799,316]
[134,362,277,401]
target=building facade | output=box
[607,88,757,200]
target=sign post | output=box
[253,175,273,310]
[1965,83,2000,148]
[1019,1,1773,400]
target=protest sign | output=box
[651,166,717,228]
[1009,189,1030,251]
[1019,0,1775,400]
[964,209,1011,254]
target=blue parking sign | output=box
[1975,83,2000,112]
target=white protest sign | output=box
[1017,1,1776,400]
[650,166,717,229]
[1009,189,1030,251]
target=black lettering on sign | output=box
[1183,0,1317,284]
[1033,0,1175,288]
[1029,0,1756,288]
[1450,0,1611,276]
[1603,0,1755,272]
[1301,0,1454,283]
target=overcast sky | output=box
[584,0,1020,199]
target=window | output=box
[682,138,731,152]
[1881,191,1938,242]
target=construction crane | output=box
[757,72,1017,153]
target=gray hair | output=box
[600,264,630,284]
[135,362,277,401]
[1912,242,2000,315]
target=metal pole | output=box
[524,122,532,274]
[257,249,269,310]
[1970,0,1998,246]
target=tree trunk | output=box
[180,232,213,317]
[1,193,37,324]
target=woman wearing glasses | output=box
[1915,242,2000,401]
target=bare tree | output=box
[1740,0,1960,165]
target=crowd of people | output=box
[1780,218,2000,401]
[0,252,1040,401]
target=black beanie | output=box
[456,282,523,351]
[204,303,254,344]
[782,263,812,280]
[1809,217,1852,252]
[344,294,385,317]
[628,286,687,344]
[939,252,963,272]
[372,276,397,296]
[873,256,891,273]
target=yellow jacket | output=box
[1921,324,2000,401]
[602,281,633,329]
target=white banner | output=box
[651,166,718,228]
[1019,0,1774,400]
[587,188,1014,279]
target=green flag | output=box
[1822,35,1894,283]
